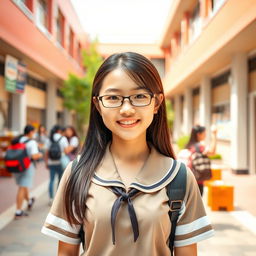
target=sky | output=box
[71,0,173,44]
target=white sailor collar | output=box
[92,144,181,193]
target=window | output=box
[77,42,82,66]
[36,0,49,32]
[12,0,33,19]
[20,0,33,11]
[189,2,202,42]
[68,29,74,57]
[212,103,231,140]
[211,0,226,12]
[56,9,64,47]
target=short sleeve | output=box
[174,167,214,247]
[60,136,69,152]
[27,140,39,156]
[70,136,79,148]
[41,162,82,244]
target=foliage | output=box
[165,99,174,131]
[176,135,190,150]
[61,40,103,136]
[208,154,222,160]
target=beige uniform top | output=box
[41,145,214,256]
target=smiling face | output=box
[95,69,161,143]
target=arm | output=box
[58,241,80,256]
[174,243,197,256]
[31,152,43,160]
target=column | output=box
[200,76,211,144]
[230,53,248,174]
[46,80,57,132]
[183,88,193,135]
[173,95,182,141]
[11,93,26,133]
[63,109,72,126]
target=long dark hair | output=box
[49,125,62,142]
[64,52,176,224]
[185,125,206,149]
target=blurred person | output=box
[65,125,80,161]
[45,125,72,206]
[36,124,48,157]
[42,52,213,256]
[13,125,42,219]
[185,125,217,195]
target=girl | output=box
[65,126,80,161]
[42,52,214,255]
[14,125,42,218]
[185,125,217,195]
[45,125,72,205]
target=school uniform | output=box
[13,136,39,188]
[42,144,214,255]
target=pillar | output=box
[200,76,211,144]
[46,80,57,132]
[11,93,26,133]
[63,109,72,126]
[230,53,248,174]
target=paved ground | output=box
[0,164,256,255]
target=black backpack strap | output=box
[70,157,85,249]
[167,161,187,256]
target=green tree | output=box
[61,41,103,137]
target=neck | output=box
[110,137,150,162]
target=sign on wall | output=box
[5,55,27,94]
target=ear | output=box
[93,96,102,115]
[154,93,164,114]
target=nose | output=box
[119,98,135,116]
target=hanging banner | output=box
[16,62,27,93]
[4,55,27,94]
[5,55,18,93]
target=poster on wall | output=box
[16,62,27,93]
[5,55,18,93]
[5,55,26,94]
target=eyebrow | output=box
[103,87,147,93]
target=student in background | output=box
[185,125,217,195]
[14,125,42,218]
[45,125,72,206]
[36,124,47,158]
[65,126,80,161]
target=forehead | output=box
[100,69,145,94]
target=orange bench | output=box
[207,181,234,211]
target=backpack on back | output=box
[70,158,187,256]
[190,144,212,182]
[4,137,31,173]
[48,137,62,160]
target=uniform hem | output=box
[174,229,215,247]
[41,226,81,245]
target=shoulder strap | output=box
[57,136,63,143]
[166,161,187,256]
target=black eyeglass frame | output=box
[97,93,155,108]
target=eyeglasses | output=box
[97,93,154,108]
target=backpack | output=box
[48,136,62,160]
[4,137,31,173]
[190,143,212,182]
[71,158,187,256]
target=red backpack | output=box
[4,138,31,173]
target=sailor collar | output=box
[92,144,181,193]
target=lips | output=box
[117,119,140,128]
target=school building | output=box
[159,0,256,174]
[0,0,88,134]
